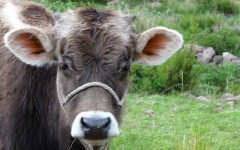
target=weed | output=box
[194,64,240,95]
[130,50,203,94]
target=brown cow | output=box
[0,1,183,150]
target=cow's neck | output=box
[1,58,83,150]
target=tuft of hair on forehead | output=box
[78,8,115,24]
[73,8,134,32]
[54,8,136,45]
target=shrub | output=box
[130,49,240,95]
[193,64,240,95]
[197,28,240,56]
[130,49,203,94]
[196,0,240,15]
[215,0,240,15]
[180,15,211,30]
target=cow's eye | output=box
[59,63,70,71]
[119,65,130,73]
[122,65,130,72]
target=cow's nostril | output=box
[81,117,90,129]
[81,117,111,129]
[80,117,111,140]
[101,117,110,129]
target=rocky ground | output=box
[187,44,240,65]
[189,92,240,111]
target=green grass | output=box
[110,93,240,150]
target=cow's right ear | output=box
[133,27,183,65]
[4,27,54,67]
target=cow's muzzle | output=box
[81,116,110,139]
[71,111,120,142]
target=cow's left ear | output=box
[4,26,54,67]
[133,27,183,65]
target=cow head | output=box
[4,8,183,149]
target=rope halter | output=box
[62,82,125,107]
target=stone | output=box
[191,44,205,53]
[188,94,196,99]
[223,52,240,64]
[196,96,211,103]
[216,103,223,107]
[145,109,155,117]
[223,93,235,99]
[227,101,234,109]
[223,93,236,102]
[148,2,162,9]
[196,52,202,58]
[235,95,240,102]
[212,25,219,33]
[107,0,120,6]
[225,97,236,102]
[212,55,223,65]
[197,47,215,64]
[236,26,240,31]
[236,26,240,35]
[216,103,224,111]
[231,59,240,64]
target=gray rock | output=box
[235,95,240,102]
[107,0,120,6]
[191,44,205,53]
[236,26,240,31]
[223,93,238,102]
[223,93,235,99]
[231,59,240,64]
[227,101,234,109]
[212,25,219,33]
[225,97,236,102]
[148,2,162,9]
[223,52,240,64]
[236,26,240,35]
[216,103,223,107]
[196,96,211,103]
[212,55,223,65]
[197,47,215,64]
[188,94,196,99]
[216,103,224,111]
[145,109,155,117]
[196,52,202,58]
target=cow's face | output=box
[54,9,134,144]
[4,8,183,147]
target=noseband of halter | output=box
[62,82,124,107]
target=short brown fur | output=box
[55,9,135,126]
[0,1,83,150]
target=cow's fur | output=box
[0,1,84,150]
[54,8,134,122]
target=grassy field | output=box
[111,94,240,150]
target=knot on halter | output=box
[63,82,124,107]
